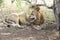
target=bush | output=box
[0,0,3,6]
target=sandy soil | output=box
[0,23,59,40]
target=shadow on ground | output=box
[0,24,59,40]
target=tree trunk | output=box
[53,0,60,30]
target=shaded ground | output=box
[0,23,59,40]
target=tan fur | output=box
[5,13,20,24]
[5,6,44,25]
[5,12,30,25]
[18,13,30,25]
[30,5,44,25]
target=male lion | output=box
[5,5,44,30]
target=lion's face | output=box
[26,5,40,23]
[27,11,37,22]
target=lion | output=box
[5,5,44,30]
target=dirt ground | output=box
[0,23,59,40]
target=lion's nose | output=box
[29,16,36,21]
[30,17,35,20]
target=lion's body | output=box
[5,13,30,25]
[19,13,30,25]
[5,6,44,26]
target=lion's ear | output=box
[32,6,40,11]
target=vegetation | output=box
[0,0,3,6]
[16,0,22,12]
[16,0,30,13]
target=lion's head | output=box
[26,5,44,24]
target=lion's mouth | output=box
[29,16,36,22]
